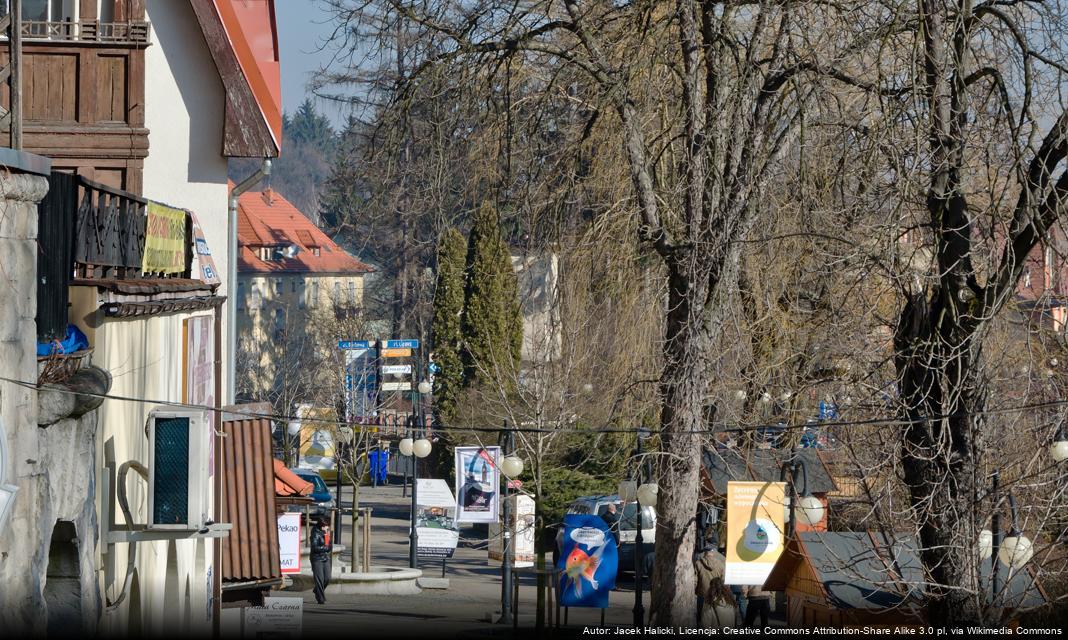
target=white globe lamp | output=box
[501,455,524,477]
[999,534,1034,570]
[794,495,825,527]
[1051,439,1068,463]
[418,379,432,394]
[413,438,432,458]
[637,483,658,507]
[399,437,414,456]
[978,529,993,560]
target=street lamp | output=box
[780,449,822,537]
[1051,428,1068,463]
[418,379,432,395]
[404,435,431,569]
[623,428,654,627]
[983,471,1034,615]
[498,422,524,625]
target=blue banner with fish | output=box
[557,514,618,608]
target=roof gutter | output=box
[227,159,272,403]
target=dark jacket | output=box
[311,524,332,560]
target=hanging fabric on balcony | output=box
[142,202,188,274]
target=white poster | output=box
[244,597,302,638]
[489,493,536,567]
[416,478,460,559]
[454,446,501,523]
[277,513,301,575]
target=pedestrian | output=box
[743,584,772,628]
[694,535,736,627]
[730,584,748,622]
[311,515,333,605]
[601,502,622,543]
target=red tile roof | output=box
[237,188,374,275]
[214,0,283,148]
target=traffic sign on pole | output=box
[381,339,420,349]
[339,340,373,350]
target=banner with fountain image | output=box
[556,514,619,608]
[454,446,501,523]
[725,481,786,585]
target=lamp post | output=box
[401,434,432,569]
[1051,427,1068,463]
[779,449,824,539]
[620,428,655,627]
[979,470,1034,617]
[497,421,524,625]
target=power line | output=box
[7,374,1067,437]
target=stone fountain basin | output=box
[284,565,422,596]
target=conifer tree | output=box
[430,227,466,424]
[461,202,523,384]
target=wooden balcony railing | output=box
[65,176,190,280]
[10,20,150,45]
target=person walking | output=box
[311,515,333,605]
[694,537,736,627]
[601,502,622,544]
[743,584,772,628]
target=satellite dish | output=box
[281,244,300,259]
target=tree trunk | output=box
[895,291,986,624]
[649,257,711,626]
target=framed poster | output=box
[724,481,786,585]
[489,493,536,567]
[454,446,501,523]
[415,478,460,559]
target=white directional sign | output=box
[381,382,412,391]
[381,364,413,375]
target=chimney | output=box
[262,187,275,206]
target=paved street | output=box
[289,481,649,637]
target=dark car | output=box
[289,468,335,515]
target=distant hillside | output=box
[229,98,334,222]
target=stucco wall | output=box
[143,0,230,397]
[93,310,216,637]
[0,171,103,636]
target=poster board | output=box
[277,513,301,575]
[244,597,302,638]
[182,316,215,408]
[556,514,618,608]
[724,481,786,585]
[297,407,338,481]
[415,478,460,559]
[454,446,501,523]
[489,494,535,567]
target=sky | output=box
[276,1,348,127]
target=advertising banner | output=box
[277,513,301,575]
[725,481,786,585]
[343,344,378,423]
[298,407,338,480]
[556,514,618,608]
[454,446,501,523]
[182,316,214,408]
[415,478,460,559]
[187,210,220,285]
[142,202,187,274]
[489,493,536,567]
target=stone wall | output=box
[0,170,103,635]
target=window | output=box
[249,286,262,311]
[313,248,321,257]
[8,1,76,22]
[274,278,283,296]
[334,282,341,304]
[297,281,306,309]
[291,281,297,294]
[348,280,356,305]
[237,282,245,311]
[307,281,318,309]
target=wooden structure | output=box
[764,532,1047,627]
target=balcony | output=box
[3,19,151,45]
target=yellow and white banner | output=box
[143,202,187,273]
[725,481,786,585]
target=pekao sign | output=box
[277,513,301,574]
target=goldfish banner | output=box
[556,514,618,609]
[142,202,187,274]
[725,481,786,585]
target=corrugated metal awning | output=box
[221,406,281,584]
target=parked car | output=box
[288,468,335,516]
[554,494,656,575]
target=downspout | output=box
[226,159,271,403]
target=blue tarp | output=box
[36,324,88,357]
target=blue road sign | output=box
[381,339,420,349]
[339,340,373,350]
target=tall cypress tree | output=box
[431,227,466,424]
[461,202,523,384]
